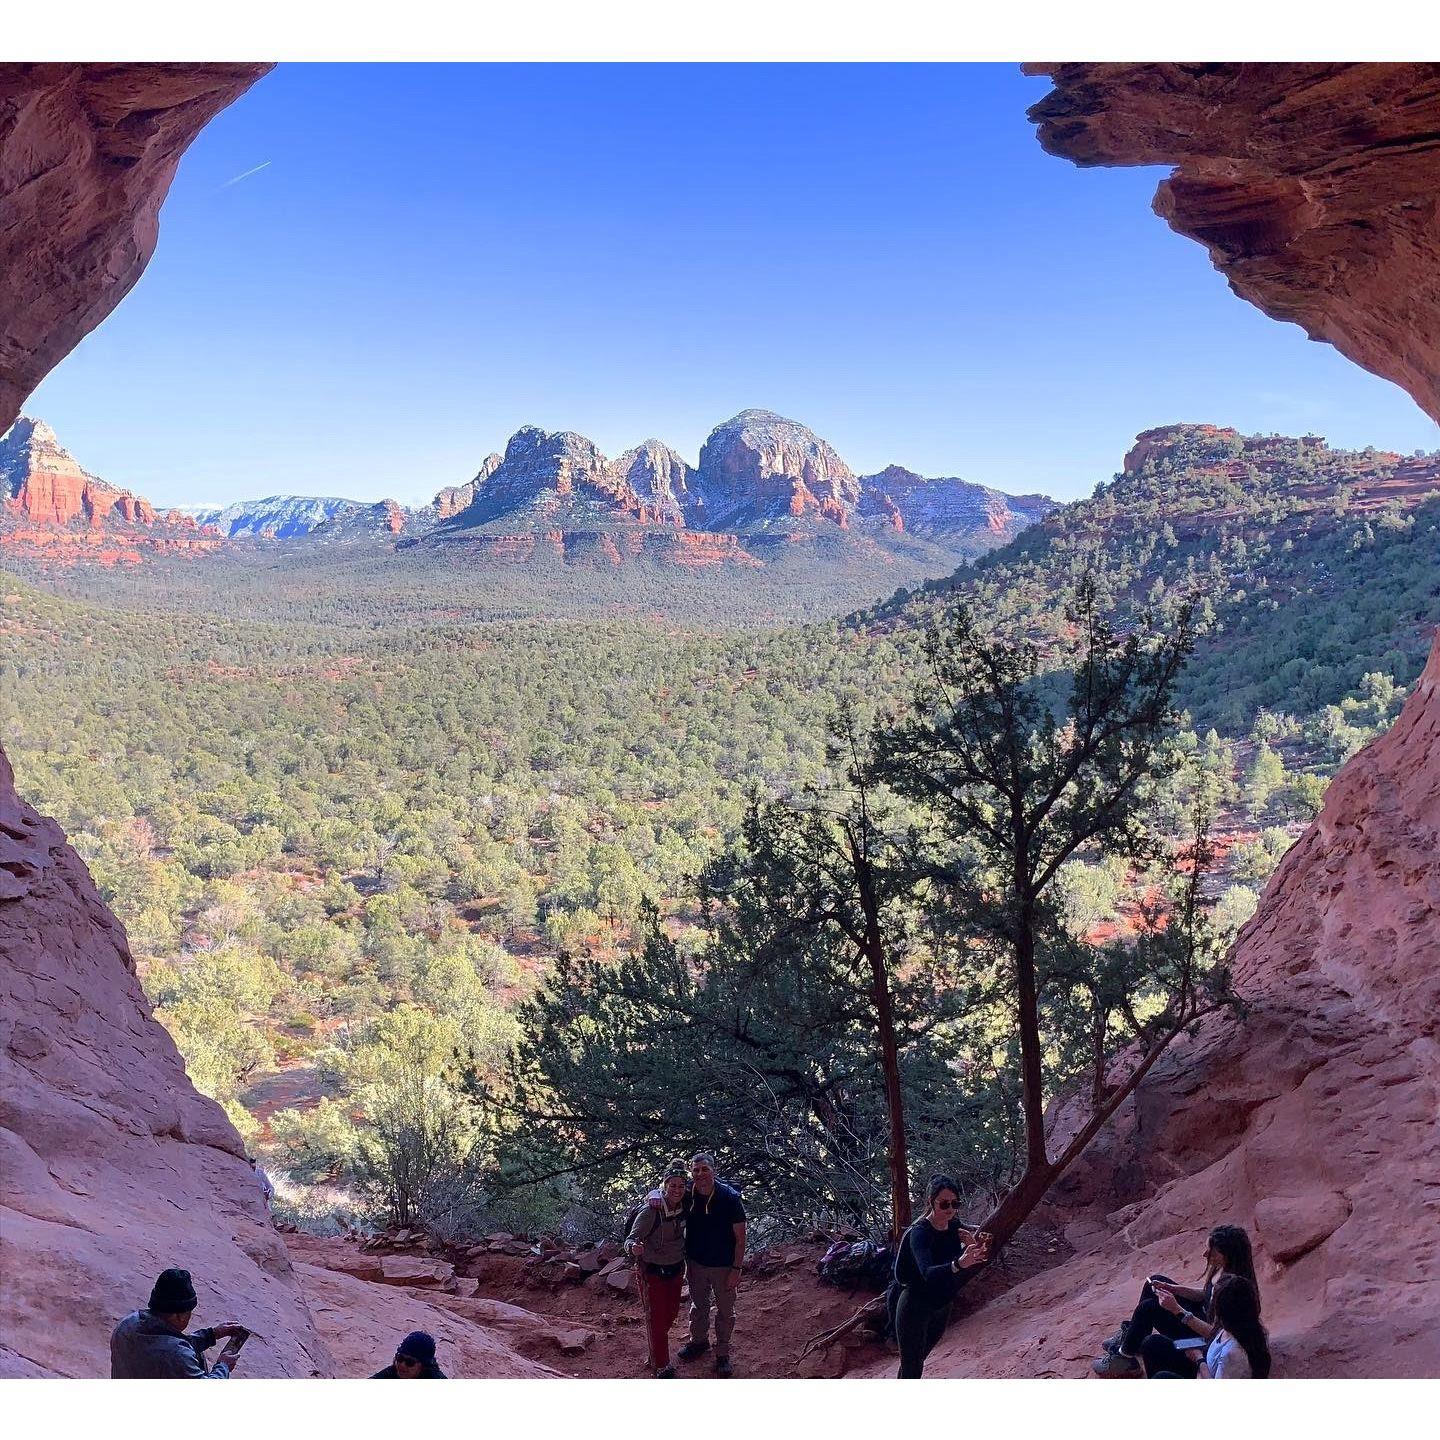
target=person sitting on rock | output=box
[1146,1273,1271,1378]
[1092,1224,1260,1378]
[886,1173,991,1379]
[371,1330,446,1378]
[625,1159,690,1377]
[110,1267,248,1378]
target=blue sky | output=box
[25,63,1440,508]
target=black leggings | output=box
[1122,1275,1204,1359]
[1140,1333,1200,1378]
[892,1286,951,1379]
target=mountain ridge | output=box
[0,411,1060,572]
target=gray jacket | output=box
[110,1310,231,1378]
[627,1203,687,1269]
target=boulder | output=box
[294,1262,554,1378]
[1254,1193,1352,1264]
[378,1255,455,1289]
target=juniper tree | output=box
[871,574,1230,1244]
[493,731,1002,1237]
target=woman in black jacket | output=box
[888,1175,991,1378]
[371,1330,447,1378]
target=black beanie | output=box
[149,1268,199,1314]
[396,1331,437,1365]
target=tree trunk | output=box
[1013,904,1049,1173]
[851,829,911,1239]
[976,1011,1212,1247]
[977,1159,1056,1247]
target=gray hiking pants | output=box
[686,1262,737,1356]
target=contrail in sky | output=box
[219,161,271,189]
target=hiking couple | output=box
[625,1152,747,1378]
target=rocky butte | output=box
[0,417,222,564]
[423,410,1057,566]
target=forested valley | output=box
[2,423,1435,1246]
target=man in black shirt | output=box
[673,1152,746,1376]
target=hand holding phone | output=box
[219,1328,250,1366]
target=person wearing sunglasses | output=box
[371,1330,446,1378]
[888,1174,991,1378]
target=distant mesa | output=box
[858,464,1056,540]
[190,495,360,539]
[0,417,222,566]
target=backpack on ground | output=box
[816,1238,895,1293]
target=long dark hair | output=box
[1211,1274,1271,1378]
[1208,1225,1260,1309]
[924,1173,959,1214]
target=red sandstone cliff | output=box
[0,746,332,1376]
[0,65,272,433]
[0,742,560,1377]
[0,417,222,564]
[1025,64,1440,425]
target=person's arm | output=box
[1155,1286,1216,1340]
[627,1205,658,1258]
[727,1222,747,1290]
[164,1336,232,1378]
[908,1222,963,1287]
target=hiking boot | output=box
[676,1341,709,1362]
[1091,1350,1142,1378]
[655,1364,676,1378]
[714,1355,733,1377]
[1101,1325,1128,1354]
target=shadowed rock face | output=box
[1025,63,1440,424]
[0,747,335,1377]
[0,64,272,433]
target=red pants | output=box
[643,1269,684,1367]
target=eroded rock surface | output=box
[1026,63,1440,423]
[1,416,221,563]
[0,64,272,433]
[692,409,860,530]
[0,745,333,1377]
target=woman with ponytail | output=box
[886,1175,990,1379]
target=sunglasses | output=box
[934,1199,958,1211]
